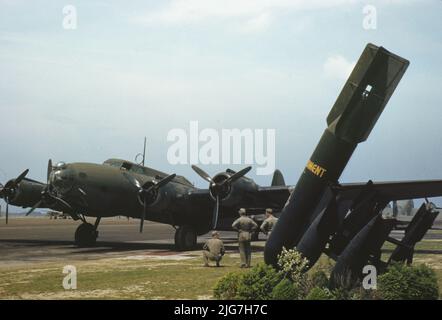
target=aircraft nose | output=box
[50,165,75,195]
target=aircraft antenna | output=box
[142,137,146,166]
[135,137,147,166]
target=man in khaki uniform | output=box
[203,231,225,267]
[260,208,278,238]
[232,208,258,268]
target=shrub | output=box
[271,279,299,300]
[236,264,283,300]
[331,287,352,300]
[309,270,329,289]
[213,272,243,300]
[277,247,310,283]
[377,263,439,300]
[305,287,335,300]
[348,286,377,300]
[277,247,311,298]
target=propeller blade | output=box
[155,173,176,189]
[26,200,43,216]
[140,200,146,233]
[47,159,53,182]
[191,165,214,184]
[212,195,220,230]
[15,169,29,185]
[122,172,142,189]
[223,166,252,185]
[5,197,9,224]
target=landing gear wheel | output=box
[174,226,197,251]
[75,223,98,247]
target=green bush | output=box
[277,247,309,284]
[277,247,311,297]
[309,270,329,289]
[214,255,440,300]
[271,279,299,300]
[305,287,335,300]
[332,287,352,300]
[213,272,243,300]
[348,287,377,300]
[378,263,439,300]
[236,264,283,300]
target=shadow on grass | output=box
[0,238,266,256]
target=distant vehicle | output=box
[383,199,442,230]
[47,211,71,220]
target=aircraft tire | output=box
[175,225,197,251]
[75,223,98,247]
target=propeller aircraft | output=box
[0,158,288,250]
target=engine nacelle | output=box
[209,172,258,207]
[8,180,46,208]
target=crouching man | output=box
[203,231,225,267]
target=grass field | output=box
[385,237,442,295]
[0,238,441,299]
[0,252,263,299]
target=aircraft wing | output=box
[334,180,442,201]
[186,186,292,211]
[183,179,442,225]
[255,186,291,209]
[257,179,442,207]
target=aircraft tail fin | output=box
[271,169,285,186]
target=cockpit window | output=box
[121,162,146,174]
[102,159,190,185]
[121,162,133,171]
[103,159,124,168]
[131,165,145,174]
[103,159,143,174]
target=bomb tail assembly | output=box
[265,44,410,267]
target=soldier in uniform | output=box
[203,231,225,267]
[260,208,278,238]
[232,208,258,268]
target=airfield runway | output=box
[0,217,441,268]
[0,217,242,267]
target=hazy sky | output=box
[1,0,441,209]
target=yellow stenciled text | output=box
[306,160,327,178]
